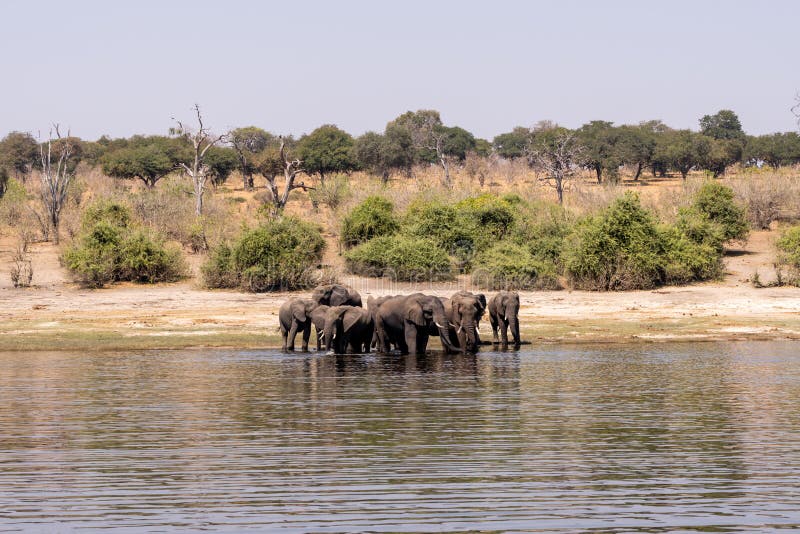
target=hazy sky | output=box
[2,0,798,141]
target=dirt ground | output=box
[1,229,799,351]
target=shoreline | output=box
[3,281,800,351]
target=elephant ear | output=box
[331,286,348,306]
[404,301,425,326]
[476,294,487,312]
[292,302,308,322]
[342,309,362,331]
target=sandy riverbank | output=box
[2,279,800,351]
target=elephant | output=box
[323,306,374,354]
[278,298,318,351]
[488,291,521,346]
[444,291,487,353]
[367,295,394,350]
[309,304,330,350]
[374,293,459,355]
[311,284,363,307]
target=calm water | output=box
[2,342,800,532]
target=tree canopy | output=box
[297,124,356,181]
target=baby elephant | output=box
[279,298,318,351]
[488,291,521,346]
[324,306,374,354]
[309,304,330,351]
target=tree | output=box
[493,127,530,160]
[38,125,78,244]
[0,132,39,180]
[254,136,313,213]
[0,166,8,198]
[204,146,239,188]
[615,124,656,181]
[354,131,392,182]
[172,104,226,216]
[387,110,471,188]
[383,121,415,175]
[639,120,672,177]
[101,136,182,189]
[229,127,273,190]
[699,109,745,141]
[700,137,742,177]
[527,124,583,204]
[659,130,710,180]
[744,132,800,168]
[296,124,356,182]
[577,120,619,183]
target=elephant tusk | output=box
[476,324,482,334]
[332,333,336,340]
[317,331,324,338]
[434,321,444,329]
[458,325,463,334]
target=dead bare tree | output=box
[527,126,583,205]
[409,112,453,188]
[257,137,313,214]
[39,125,76,244]
[172,104,225,216]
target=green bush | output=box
[203,217,326,291]
[403,199,477,268]
[563,193,667,290]
[63,202,186,288]
[675,207,726,252]
[692,181,749,242]
[471,242,560,290]
[661,226,723,284]
[509,201,572,266]
[0,178,28,226]
[344,234,453,281]
[776,225,800,284]
[340,196,399,248]
[454,194,516,246]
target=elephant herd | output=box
[279,284,521,355]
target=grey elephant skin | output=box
[374,293,459,354]
[488,291,521,346]
[309,304,330,351]
[443,291,487,353]
[323,306,374,354]
[367,295,394,350]
[279,298,318,351]
[311,284,363,307]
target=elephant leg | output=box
[281,326,288,351]
[490,314,499,343]
[404,324,417,355]
[301,323,311,352]
[417,331,429,354]
[287,322,299,351]
[316,327,323,351]
[499,318,509,345]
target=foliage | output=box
[776,225,800,284]
[699,109,745,141]
[744,132,800,168]
[63,201,185,287]
[344,234,453,281]
[509,201,572,266]
[204,146,239,187]
[297,124,357,180]
[101,136,183,188]
[563,193,667,290]
[0,167,7,198]
[454,194,516,247]
[577,120,620,182]
[0,132,39,179]
[203,217,326,292]
[0,178,28,226]
[403,199,477,268]
[308,174,351,210]
[471,242,560,290]
[691,181,749,241]
[340,196,399,248]
[492,127,530,160]
[661,226,723,284]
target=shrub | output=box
[675,207,726,252]
[0,178,28,227]
[340,196,399,248]
[563,193,667,290]
[454,194,516,246]
[403,199,477,268]
[309,174,351,211]
[203,217,326,291]
[200,243,239,288]
[344,234,453,281]
[692,181,749,242]
[776,225,800,284]
[661,226,723,284]
[471,242,560,290]
[63,201,186,288]
[509,201,572,266]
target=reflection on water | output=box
[2,342,800,531]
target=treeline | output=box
[2,109,799,201]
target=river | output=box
[2,342,800,532]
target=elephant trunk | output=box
[464,322,478,352]
[508,315,520,345]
